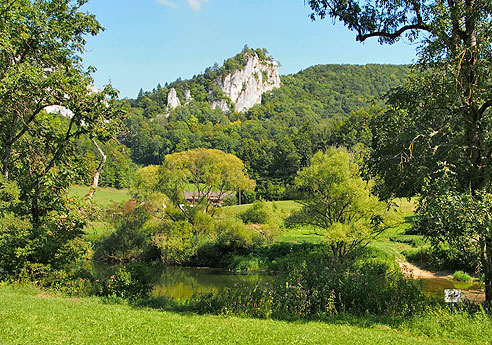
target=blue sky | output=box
[82,0,418,99]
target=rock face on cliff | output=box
[167,88,181,110]
[165,50,281,113]
[213,53,281,112]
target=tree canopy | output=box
[307,0,492,300]
[116,63,407,200]
[159,148,255,216]
[287,147,399,260]
[0,0,118,275]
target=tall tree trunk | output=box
[2,114,19,181]
[2,144,11,180]
[481,236,492,301]
[84,138,106,201]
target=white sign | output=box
[444,289,462,303]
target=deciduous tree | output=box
[0,0,118,275]
[287,147,399,261]
[159,148,255,217]
[306,0,492,299]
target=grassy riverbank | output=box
[1,284,491,345]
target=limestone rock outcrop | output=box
[167,88,181,110]
[164,51,281,113]
[211,99,230,112]
[215,53,281,112]
[184,89,192,104]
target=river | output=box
[93,263,483,301]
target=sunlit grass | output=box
[224,197,424,257]
[1,284,488,345]
[69,185,131,208]
[69,185,128,241]
[223,200,301,216]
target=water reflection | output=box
[152,266,270,299]
[421,278,481,294]
[92,262,484,301]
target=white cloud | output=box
[157,0,179,9]
[187,0,208,11]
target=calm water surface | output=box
[93,263,483,300]
[151,266,273,299]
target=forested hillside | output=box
[248,64,408,122]
[92,57,409,199]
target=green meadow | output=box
[70,185,131,208]
[1,284,491,345]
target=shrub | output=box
[240,200,272,224]
[227,255,261,272]
[92,263,153,300]
[403,244,479,272]
[240,191,256,204]
[193,216,269,268]
[93,200,153,262]
[255,179,286,201]
[239,200,282,235]
[152,220,196,265]
[196,247,433,319]
[453,270,473,282]
[216,217,254,251]
[221,194,237,206]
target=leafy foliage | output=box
[0,0,119,278]
[122,61,408,200]
[159,148,255,216]
[307,0,492,301]
[287,147,400,260]
[198,248,429,319]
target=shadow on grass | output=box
[130,294,409,329]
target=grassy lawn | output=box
[368,198,428,258]
[1,284,489,345]
[223,200,301,216]
[69,185,131,208]
[69,185,131,241]
[69,187,423,259]
[224,198,424,255]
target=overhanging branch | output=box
[478,100,492,117]
[356,24,431,42]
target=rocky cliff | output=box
[167,88,181,110]
[165,50,281,113]
[212,52,281,112]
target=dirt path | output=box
[396,258,453,279]
[396,258,485,303]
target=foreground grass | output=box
[1,284,490,345]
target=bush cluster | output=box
[403,244,480,272]
[91,263,153,300]
[196,248,434,319]
[10,262,154,301]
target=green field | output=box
[68,187,423,265]
[1,284,490,345]
[69,185,132,240]
[73,187,423,256]
[70,185,131,208]
[224,198,422,252]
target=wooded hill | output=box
[81,54,409,199]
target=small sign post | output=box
[444,289,462,313]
